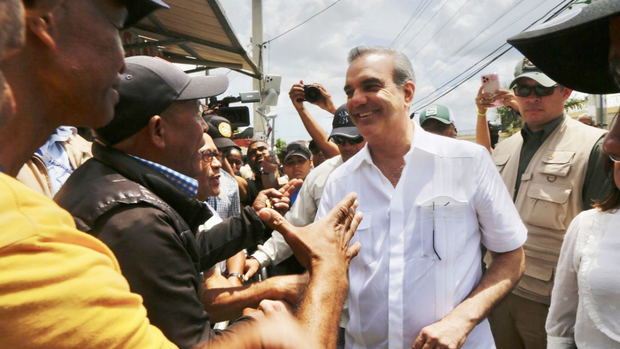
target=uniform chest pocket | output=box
[522,182,572,230]
[493,154,510,174]
[539,151,575,180]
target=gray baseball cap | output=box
[509,58,557,88]
[97,55,228,145]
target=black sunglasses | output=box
[332,135,364,146]
[513,84,558,98]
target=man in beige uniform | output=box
[487,58,610,349]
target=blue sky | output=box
[207,0,583,143]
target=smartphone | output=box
[481,73,502,107]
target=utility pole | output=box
[595,94,606,126]
[252,0,267,141]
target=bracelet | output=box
[227,272,245,282]
[477,110,487,117]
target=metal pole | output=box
[252,0,266,141]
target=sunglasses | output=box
[609,153,620,163]
[332,135,364,146]
[513,84,558,98]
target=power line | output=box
[411,0,537,97]
[413,0,537,92]
[410,0,475,57]
[261,0,344,45]
[412,0,574,110]
[398,0,452,50]
[390,0,434,47]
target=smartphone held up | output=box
[481,73,503,107]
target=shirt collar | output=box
[521,115,564,143]
[129,155,198,197]
[349,120,435,170]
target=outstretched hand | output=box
[252,179,302,215]
[257,192,362,271]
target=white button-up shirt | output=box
[317,126,526,349]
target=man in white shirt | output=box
[317,46,527,349]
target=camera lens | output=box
[304,85,322,103]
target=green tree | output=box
[275,138,287,156]
[497,106,522,136]
[564,97,587,112]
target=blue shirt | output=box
[129,155,198,197]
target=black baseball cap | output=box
[203,114,239,150]
[122,0,169,28]
[507,0,620,94]
[97,55,228,145]
[282,141,312,163]
[329,104,360,140]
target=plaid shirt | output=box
[207,170,241,218]
[129,155,198,197]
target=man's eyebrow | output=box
[361,77,383,85]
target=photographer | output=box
[289,81,341,159]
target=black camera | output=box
[303,85,323,103]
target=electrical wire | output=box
[390,0,434,47]
[261,0,344,45]
[398,0,453,50]
[409,0,475,57]
[412,0,574,111]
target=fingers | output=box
[258,299,290,315]
[279,179,302,197]
[330,192,358,222]
[243,259,260,279]
[346,241,361,260]
[258,208,296,238]
[344,212,363,247]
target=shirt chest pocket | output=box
[415,198,470,261]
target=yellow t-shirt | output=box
[0,172,176,348]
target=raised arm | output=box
[289,81,340,159]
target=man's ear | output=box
[148,115,166,148]
[402,80,416,106]
[25,11,56,49]
[561,86,573,101]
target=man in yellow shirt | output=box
[0,1,362,348]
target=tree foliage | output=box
[275,138,287,156]
[497,107,522,136]
[564,97,588,111]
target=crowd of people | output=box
[0,0,619,349]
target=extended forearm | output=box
[296,107,340,158]
[475,112,493,154]
[297,265,349,348]
[444,247,525,331]
[202,275,300,322]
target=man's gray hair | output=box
[347,46,415,86]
